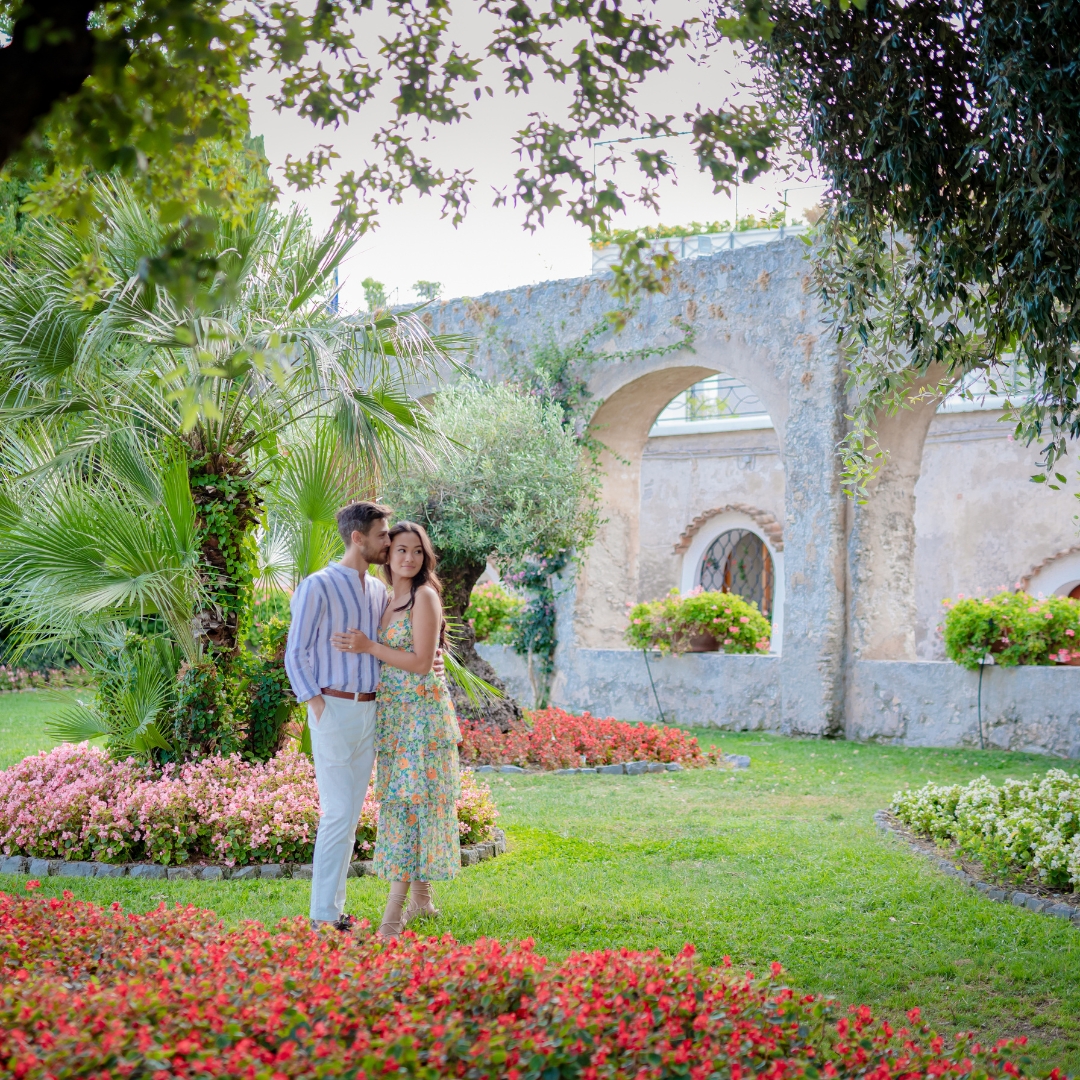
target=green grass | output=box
[1,695,1078,1072]
[0,688,84,770]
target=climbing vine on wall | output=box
[504,549,570,708]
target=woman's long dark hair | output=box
[382,520,445,620]
[382,522,446,647]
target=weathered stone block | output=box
[350,861,373,877]
[986,887,1008,901]
[28,858,56,878]
[647,763,666,773]
[665,762,683,772]
[597,763,625,775]
[726,754,751,769]
[198,866,223,881]
[625,761,650,776]
[473,765,496,773]
[292,864,314,880]
[167,867,196,881]
[554,768,578,776]
[1024,895,1048,913]
[129,863,167,880]
[1046,902,1075,920]
[460,847,478,866]
[499,765,525,774]
[1009,890,1030,908]
[260,864,283,880]
[229,866,260,881]
[0,856,28,874]
[58,861,97,878]
[94,863,126,878]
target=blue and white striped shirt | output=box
[284,562,387,702]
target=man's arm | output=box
[284,578,324,705]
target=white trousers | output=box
[308,696,377,923]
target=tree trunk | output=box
[439,557,524,732]
[0,0,97,168]
[188,445,262,660]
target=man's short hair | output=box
[336,501,392,545]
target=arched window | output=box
[699,529,773,618]
[650,373,772,435]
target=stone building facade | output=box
[430,237,1080,757]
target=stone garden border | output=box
[0,828,507,883]
[874,811,1080,928]
[472,755,750,776]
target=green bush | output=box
[465,581,524,644]
[624,589,772,655]
[941,591,1080,670]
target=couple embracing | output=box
[284,501,461,937]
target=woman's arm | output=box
[330,587,441,674]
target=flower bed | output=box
[0,887,1042,1080]
[941,591,1080,669]
[891,769,1080,890]
[625,588,772,654]
[0,745,497,868]
[460,707,724,770]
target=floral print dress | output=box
[372,613,462,881]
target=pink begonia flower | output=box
[739,616,750,624]
[1066,629,1075,637]
[723,639,733,645]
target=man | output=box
[285,500,440,930]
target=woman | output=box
[330,521,461,938]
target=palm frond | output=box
[45,702,111,744]
[443,652,505,706]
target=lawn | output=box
[2,691,1079,1073]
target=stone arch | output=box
[673,503,784,554]
[1021,545,1080,596]
[676,506,786,652]
[575,346,786,649]
[846,367,951,661]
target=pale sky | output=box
[247,5,824,311]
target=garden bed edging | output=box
[873,811,1080,927]
[0,828,508,882]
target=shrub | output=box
[459,706,724,769]
[466,580,524,644]
[941,591,1080,670]
[0,665,92,693]
[0,889,1041,1080]
[892,770,1080,889]
[0,745,497,867]
[625,589,772,655]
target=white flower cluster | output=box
[892,769,1080,889]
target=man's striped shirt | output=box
[284,562,387,703]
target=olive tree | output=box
[382,381,600,724]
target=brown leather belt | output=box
[320,688,377,702]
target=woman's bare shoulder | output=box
[413,583,443,609]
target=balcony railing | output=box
[590,223,808,274]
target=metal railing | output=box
[590,223,808,274]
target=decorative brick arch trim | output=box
[1018,544,1080,591]
[673,504,784,555]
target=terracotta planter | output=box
[687,632,720,653]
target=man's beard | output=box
[364,544,389,565]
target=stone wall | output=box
[847,661,1080,759]
[478,643,1080,759]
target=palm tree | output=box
[0,181,464,755]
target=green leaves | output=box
[754,0,1080,483]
